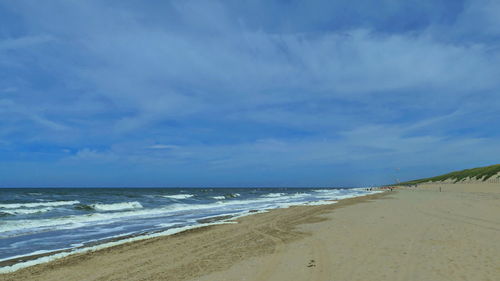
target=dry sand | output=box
[1,184,499,281]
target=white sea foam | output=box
[0,207,171,235]
[313,189,335,193]
[155,222,186,228]
[162,202,229,213]
[211,196,225,200]
[315,189,383,201]
[211,194,307,209]
[162,194,194,199]
[262,192,285,198]
[0,202,224,235]
[302,200,338,206]
[0,190,384,236]
[91,202,143,211]
[0,249,66,264]
[0,221,236,274]
[0,207,54,215]
[0,198,283,235]
[0,201,80,209]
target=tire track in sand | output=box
[251,219,286,281]
[250,215,332,281]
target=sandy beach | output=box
[1,184,499,281]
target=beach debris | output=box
[307,259,316,267]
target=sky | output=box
[0,0,499,187]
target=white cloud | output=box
[146,144,179,150]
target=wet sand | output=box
[1,184,499,281]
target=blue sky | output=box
[0,0,499,187]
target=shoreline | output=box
[0,213,240,269]
[1,184,498,280]
[0,189,383,274]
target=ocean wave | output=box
[162,194,194,200]
[0,207,54,215]
[0,201,80,209]
[27,193,42,196]
[0,202,221,235]
[313,189,334,193]
[262,193,285,198]
[0,199,270,235]
[212,196,294,207]
[0,190,382,238]
[313,189,382,200]
[0,208,167,235]
[302,200,338,206]
[223,193,240,198]
[210,193,241,200]
[91,202,143,211]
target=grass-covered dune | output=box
[401,164,500,185]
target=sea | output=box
[0,187,380,272]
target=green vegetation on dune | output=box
[401,164,500,185]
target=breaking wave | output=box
[91,202,143,211]
[0,201,80,209]
[262,193,285,198]
[0,207,54,215]
[162,194,194,200]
